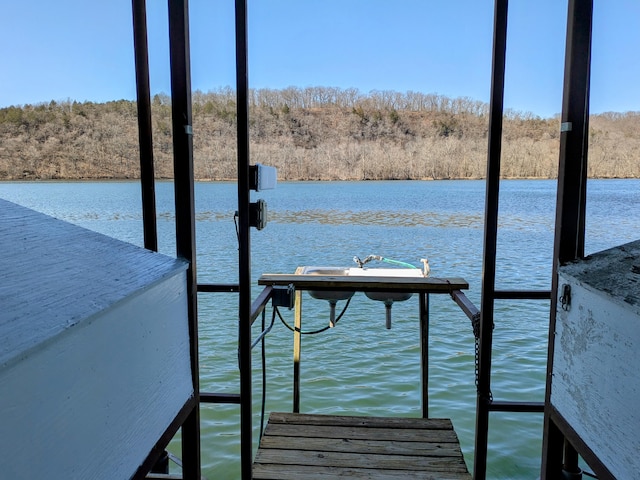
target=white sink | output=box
[350,267,422,302]
[297,266,424,329]
[347,267,424,278]
[298,266,354,302]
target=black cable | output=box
[275,297,352,334]
[258,297,352,437]
[233,211,240,244]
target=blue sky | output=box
[1,1,639,118]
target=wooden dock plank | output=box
[253,464,470,480]
[255,448,468,471]
[263,423,461,444]
[267,412,455,430]
[259,435,464,457]
[254,413,471,479]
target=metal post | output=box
[293,290,303,413]
[167,0,201,478]
[474,1,508,478]
[419,293,430,418]
[132,0,158,252]
[541,1,593,478]
[234,0,253,478]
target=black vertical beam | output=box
[419,293,430,418]
[551,0,592,266]
[474,1,508,479]
[541,1,593,478]
[167,0,201,479]
[132,0,158,252]
[234,1,253,479]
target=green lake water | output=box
[2,179,638,479]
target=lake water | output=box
[1,179,638,479]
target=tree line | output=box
[0,87,638,181]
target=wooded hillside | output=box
[0,87,638,181]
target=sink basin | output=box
[347,267,424,278]
[298,266,354,327]
[299,266,354,301]
[364,291,413,302]
[298,267,424,301]
[296,266,424,329]
[349,267,422,302]
[301,266,350,276]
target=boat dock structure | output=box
[2,1,638,479]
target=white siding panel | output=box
[0,199,193,478]
[0,271,192,479]
[552,240,640,479]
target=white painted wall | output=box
[0,200,193,478]
[552,272,640,479]
[0,270,193,479]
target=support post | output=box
[293,290,303,413]
[234,1,253,478]
[474,1,508,478]
[541,0,593,478]
[419,293,430,418]
[167,0,201,478]
[132,0,157,252]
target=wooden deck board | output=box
[253,413,471,479]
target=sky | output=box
[1,0,639,118]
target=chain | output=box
[474,336,480,389]
[472,312,493,403]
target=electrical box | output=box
[272,284,295,310]
[250,164,277,192]
[249,199,267,230]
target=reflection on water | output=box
[1,179,638,479]
[46,207,553,232]
[272,209,484,228]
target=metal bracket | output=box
[560,283,571,311]
[272,284,295,309]
[249,199,267,230]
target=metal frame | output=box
[128,1,607,478]
[132,0,158,253]
[167,0,202,478]
[541,0,595,478]
[132,1,203,478]
[473,1,508,477]
[274,277,469,419]
[419,293,430,418]
[473,1,562,478]
[234,0,254,478]
[132,1,259,477]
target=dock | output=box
[253,412,471,479]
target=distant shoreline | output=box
[2,89,638,181]
[3,175,638,184]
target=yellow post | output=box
[293,268,303,413]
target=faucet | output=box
[353,255,382,268]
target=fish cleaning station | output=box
[1,1,639,479]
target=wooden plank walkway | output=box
[253,413,471,479]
